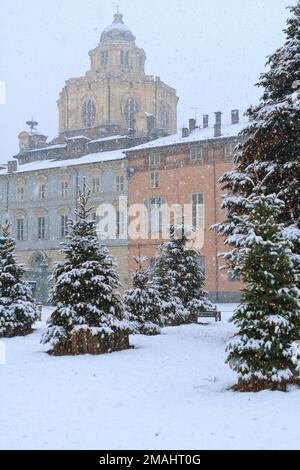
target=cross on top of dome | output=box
[113,5,123,24]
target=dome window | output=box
[124,98,139,126]
[120,49,129,66]
[101,50,109,66]
[82,99,96,128]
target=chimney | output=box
[231,109,239,125]
[189,118,196,133]
[203,115,209,128]
[214,112,222,137]
[182,127,189,138]
[8,160,17,173]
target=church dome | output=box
[100,12,136,44]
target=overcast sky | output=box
[0,0,294,163]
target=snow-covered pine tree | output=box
[220,3,300,253]
[220,184,300,392]
[153,237,188,327]
[0,223,37,338]
[124,256,161,335]
[153,225,211,326]
[41,190,132,356]
[169,225,213,321]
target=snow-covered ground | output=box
[0,304,299,450]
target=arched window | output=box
[31,251,48,268]
[124,98,139,126]
[82,99,96,128]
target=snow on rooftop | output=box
[89,135,128,144]
[126,121,248,153]
[24,144,67,154]
[66,135,90,141]
[0,149,127,176]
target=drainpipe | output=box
[74,168,79,220]
[4,176,9,222]
[107,75,111,125]
[212,153,220,303]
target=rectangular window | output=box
[149,152,161,167]
[198,255,206,274]
[120,49,129,66]
[17,219,24,241]
[116,175,125,192]
[38,184,46,200]
[92,177,101,194]
[38,217,46,240]
[61,181,69,198]
[116,210,126,239]
[60,215,68,239]
[190,146,203,162]
[150,171,160,189]
[145,197,165,234]
[191,193,204,230]
[225,142,236,159]
[101,50,108,65]
[98,210,109,237]
[92,212,101,233]
[17,186,24,201]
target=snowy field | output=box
[0,304,299,450]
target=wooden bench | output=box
[198,307,221,323]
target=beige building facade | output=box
[57,12,178,138]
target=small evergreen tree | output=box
[0,223,37,338]
[153,225,211,325]
[153,239,188,327]
[219,188,300,392]
[220,3,300,254]
[124,256,161,335]
[42,190,132,355]
[168,225,213,321]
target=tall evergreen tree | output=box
[124,256,162,335]
[220,186,300,392]
[42,190,132,355]
[220,3,300,253]
[0,223,37,338]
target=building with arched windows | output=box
[57,12,178,139]
[0,11,244,304]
